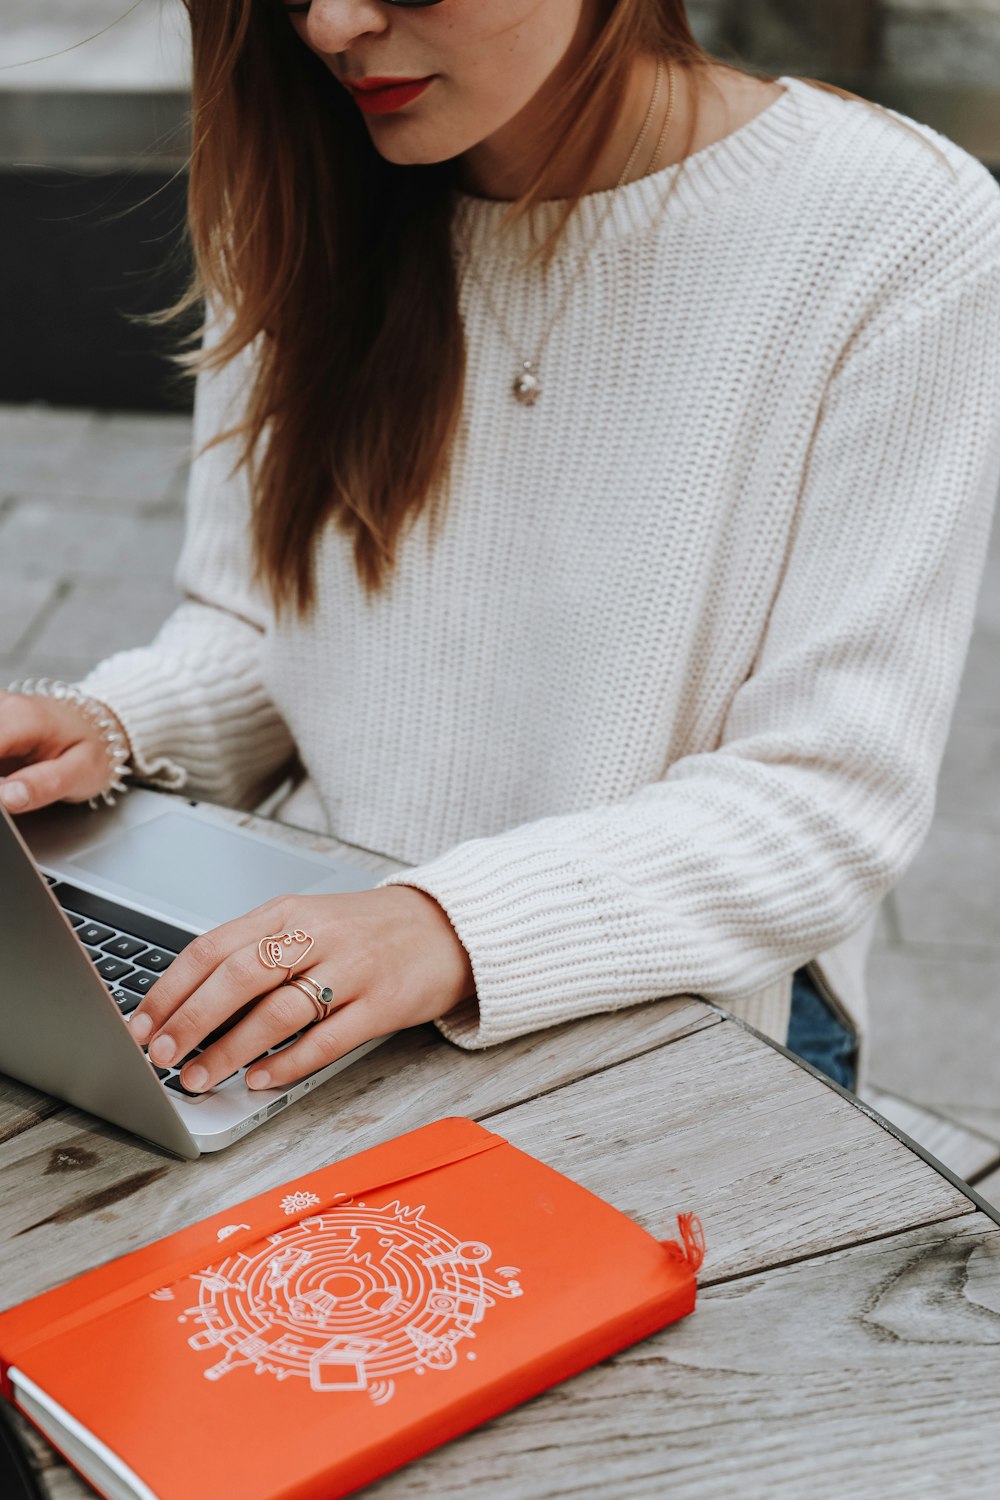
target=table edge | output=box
[708,1002,1000,1230]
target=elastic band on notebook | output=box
[660,1213,706,1272]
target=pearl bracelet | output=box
[7,678,133,809]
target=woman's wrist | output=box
[386,886,477,1012]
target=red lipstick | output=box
[346,76,435,115]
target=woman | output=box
[2,0,999,1101]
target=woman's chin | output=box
[367,128,467,168]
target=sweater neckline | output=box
[452,75,834,255]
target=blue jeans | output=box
[786,967,858,1092]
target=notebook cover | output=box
[0,1118,704,1500]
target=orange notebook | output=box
[0,1118,704,1500]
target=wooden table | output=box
[2,808,999,1498]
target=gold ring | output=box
[288,974,339,1023]
[257,927,315,983]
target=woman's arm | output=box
[381,251,1000,1049]
[75,320,295,808]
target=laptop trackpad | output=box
[68,813,367,924]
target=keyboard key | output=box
[77,922,114,947]
[101,935,149,961]
[137,947,177,974]
[62,911,85,928]
[94,956,134,983]
[85,947,102,961]
[203,1021,238,1047]
[112,987,141,1015]
[54,881,194,956]
[164,1074,207,1100]
[119,969,160,997]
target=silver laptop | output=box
[0,789,399,1158]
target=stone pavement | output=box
[1,400,999,1207]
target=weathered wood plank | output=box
[7,809,989,1496]
[483,1022,975,1284]
[38,1472,92,1500]
[6,1404,57,1469]
[861,1086,1000,1182]
[5,1410,88,1500]
[5,811,987,1497]
[0,1073,65,1148]
[359,1213,1000,1499]
[0,996,718,1304]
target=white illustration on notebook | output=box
[280,1191,321,1216]
[216,1223,252,1241]
[173,1198,523,1402]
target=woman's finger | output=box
[176,982,337,1093]
[0,692,50,759]
[143,941,286,1068]
[129,897,301,1043]
[245,994,380,1091]
[0,741,101,814]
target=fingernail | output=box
[0,782,28,810]
[184,1064,208,1092]
[149,1034,176,1067]
[247,1070,270,1090]
[129,1013,152,1042]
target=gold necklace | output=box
[459,57,676,408]
[645,58,677,176]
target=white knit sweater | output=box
[78,76,1000,1065]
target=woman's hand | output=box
[0,690,127,813]
[127,886,476,1093]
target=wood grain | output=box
[359,1213,1000,1500]
[8,1021,984,1500]
[38,1473,90,1500]
[0,996,718,1304]
[483,1021,975,1284]
[0,1074,66,1148]
[23,1158,996,1500]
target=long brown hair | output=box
[175,0,950,614]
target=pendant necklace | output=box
[458,56,676,408]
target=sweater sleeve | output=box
[380,254,1000,1049]
[75,323,295,809]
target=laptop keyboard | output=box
[48,876,306,1104]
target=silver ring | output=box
[288,974,338,1023]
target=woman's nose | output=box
[302,0,391,56]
